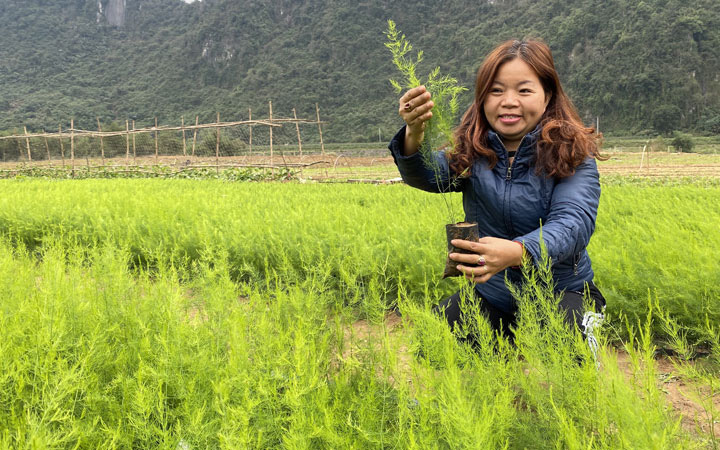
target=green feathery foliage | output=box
[385,20,467,221]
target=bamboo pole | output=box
[58,125,66,168]
[70,119,76,176]
[215,112,220,175]
[316,103,325,155]
[0,119,285,140]
[181,116,187,157]
[248,108,253,155]
[192,116,198,158]
[23,126,32,162]
[132,120,136,164]
[639,143,647,169]
[97,118,105,165]
[293,108,303,157]
[125,120,130,166]
[43,131,50,165]
[154,117,159,164]
[269,101,274,173]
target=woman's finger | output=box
[458,264,489,276]
[449,252,485,266]
[399,91,432,116]
[458,263,497,284]
[404,102,434,125]
[450,239,489,254]
[399,85,427,104]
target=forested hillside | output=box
[1,0,718,141]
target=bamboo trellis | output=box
[0,105,328,171]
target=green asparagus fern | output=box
[385,20,467,222]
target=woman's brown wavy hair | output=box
[452,39,604,178]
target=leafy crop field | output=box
[0,178,719,448]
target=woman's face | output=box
[483,58,550,151]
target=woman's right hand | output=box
[398,86,434,155]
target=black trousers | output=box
[433,282,606,341]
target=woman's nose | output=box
[500,92,520,107]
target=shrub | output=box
[648,136,667,152]
[671,131,695,153]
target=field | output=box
[0,154,719,447]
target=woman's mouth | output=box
[498,114,521,125]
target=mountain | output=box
[1,0,719,141]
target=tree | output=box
[652,105,682,136]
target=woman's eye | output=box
[490,88,503,93]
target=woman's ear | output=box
[544,91,552,110]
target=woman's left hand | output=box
[449,237,525,283]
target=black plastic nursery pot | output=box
[442,222,480,278]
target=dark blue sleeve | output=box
[388,126,465,193]
[516,157,601,265]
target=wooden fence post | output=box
[23,126,32,162]
[132,120,136,164]
[192,116,198,159]
[269,101,274,173]
[248,108,253,155]
[316,103,325,155]
[125,120,130,166]
[58,125,66,168]
[293,108,303,157]
[97,118,105,166]
[70,119,76,176]
[181,116,187,157]
[216,112,220,175]
[154,117,159,164]
[43,131,50,165]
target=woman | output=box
[388,39,606,341]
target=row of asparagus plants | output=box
[0,178,717,342]
[0,239,716,448]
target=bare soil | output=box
[4,151,719,179]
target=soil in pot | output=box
[442,222,480,279]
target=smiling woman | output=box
[483,59,550,152]
[390,39,607,347]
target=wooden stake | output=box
[154,117,159,164]
[125,120,130,166]
[132,120,136,164]
[70,119,76,176]
[293,108,303,156]
[248,108,253,155]
[269,101,274,173]
[97,118,105,165]
[23,126,32,162]
[181,116,187,157]
[316,103,325,155]
[639,143,647,169]
[43,131,50,165]
[216,112,220,175]
[58,125,66,168]
[192,116,199,158]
